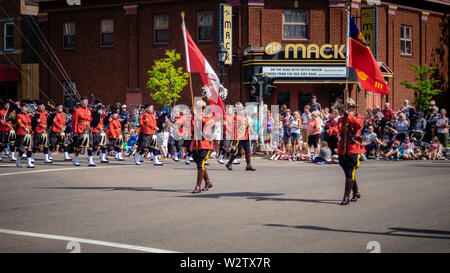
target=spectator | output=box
[385,140,402,160]
[401,99,411,116]
[363,125,381,159]
[119,104,130,128]
[401,136,417,160]
[301,105,311,146]
[395,113,409,136]
[436,109,448,157]
[429,136,442,160]
[324,108,339,155]
[290,111,301,155]
[308,110,321,158]
[309,95,322,112]
[382,102,394,122]
[313,141,332,164]
[282,109,293,147]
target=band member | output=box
[4,99,20,161]
[91,105,109,163]
[71,96,95,167]
[0,101,15,161]
[329,98,365,205]
[217,106,234,164]
[49,102,72,161]
[135,103,163,166]
[191,100,213,193]
[32,101,52,163]
[15,104,34,168]
[225,102,256,171]
[107,111,124,161]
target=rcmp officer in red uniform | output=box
[107,111,124,161]
[15,104,34,168]
[225,102,256,171]
[191,100,214,193]
[329,98,365,205]
[71,96,95,167]
[91,105,109,163]
[0,101,15,161]
[49,102,72,162]
[135,103,163,166]
[32,101,52,164]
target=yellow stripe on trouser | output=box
[352,154,361,180]
[233,140,240,156]
[202,150,211,171]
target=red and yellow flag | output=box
[349,17,389,95]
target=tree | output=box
[146,50,189,107]
[400,64,442,112]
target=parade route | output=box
[0,155,449,253]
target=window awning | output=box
[0,64,20,82]
[378,62,394,78]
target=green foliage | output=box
[400,64,442,112]
[146,50,189,107]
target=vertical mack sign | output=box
[219,4,232,65]
[361,7,378,60]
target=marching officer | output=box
[107,111,124,161]
[191,100,213,193]
[329,98,365,205]
[71,96,95,167]
[135,103,163,166]
[49,102,72,162]
[225,102,256,171]
[32,101,52,164]
[0,101,15,161]
[15,103,34,168]
[91,105,109,163]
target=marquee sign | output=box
[262,66,346,78]
[361,7,378,60]
[218,3,233,65]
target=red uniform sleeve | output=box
[71,109,79,134]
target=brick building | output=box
[1,0,449,113]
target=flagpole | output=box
[181,11,195,109]
[345,0,351,112]
[181,11,199,149]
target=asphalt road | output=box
[0,154,449,253]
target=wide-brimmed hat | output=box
[346,98,358,108]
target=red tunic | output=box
[34,110,48,134]
[51,112,67,133]
[0,109,12,132]
[16,113,33,136]
[71,107,92,135]
[233,115,249,141]
[139,113,156,135]
[329,113,365,155]
[190,114,213,151]
[107,118,122,139]
[92,116,106,133]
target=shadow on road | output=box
[264,224,450,240]
[37,186,189,193]
[179,192,284,199]
[247,196,341,205]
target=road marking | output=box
[0,228,178,253]
[0,165,134,177]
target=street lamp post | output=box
[217,43,227,84]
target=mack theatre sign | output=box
[264,42,346,60]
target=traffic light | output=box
[263,76,276,96]
[249,76,258,102]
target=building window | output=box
[63,22,76,49]
[283,10,308,40]
[400,25,412,55]
[100,19,114,47]
[154,15,169,43]
[198,11,213,41]
[4,22,14,51]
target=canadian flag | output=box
[182,18,226,114]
